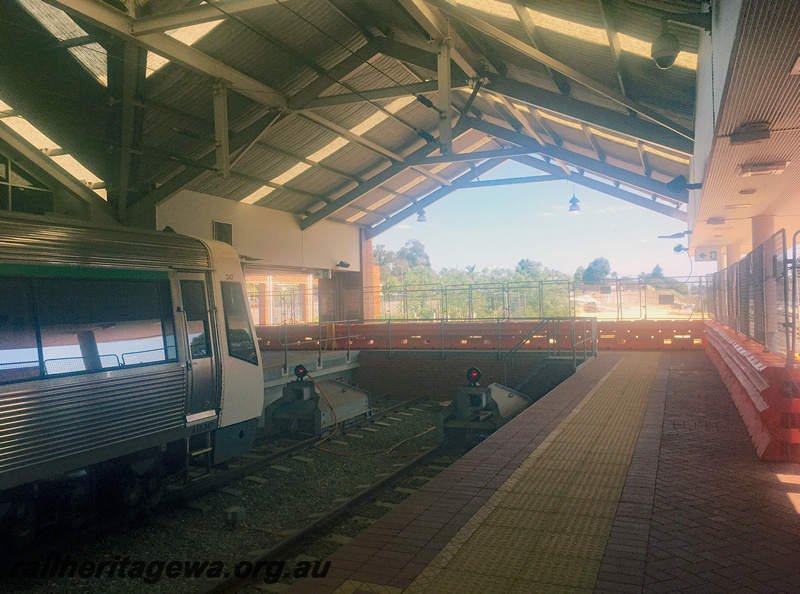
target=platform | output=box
[289,351,800,593]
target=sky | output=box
[373,161,716,280]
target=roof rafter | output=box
[132,0,279,35]
[596,0,632,101]
[428,0,693,141]
[396,0,484,77]
[366,157,506,238]
[467,117,686,203]
[510,0,571,95]
[0,120,112,221]
[512,155,686,221]
[300,138,441,229]
[123,111,279,224]
[302,81,442,109]
[46,0,288,108]
[485,76,692,155]
[287,40,382,110]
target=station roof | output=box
[0,0,706,236]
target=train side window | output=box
[37,278,176,375]
[179,280,211,359]
[220,281,258,365]
[0,279,40,383]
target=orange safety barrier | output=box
[596,319,706,350]
[705,320,800,462]
[256,319,706,353]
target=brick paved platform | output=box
[289,351,800,593]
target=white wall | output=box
[689,0,744,230]
[156,190,361,272]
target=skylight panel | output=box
[588,127,638,148]
[241,95,417,205]
[146,20,224,76]
[308,138,349,163]
[241,186,275,204]
[272,163,312,185]
[366,193,396,211]
[1,116,60,150]
[69,44,108,86]
[51,154,103,185]
[346,211,367,222]
[538,111,582,130]
[643,145,690,164]
[0,99,106,199]
[455,0,697,70]
[18,0,86,40]
[18,0,108,86]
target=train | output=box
[0,214,264,546]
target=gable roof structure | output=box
[1,0,710,235]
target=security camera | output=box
[651,25,680,69]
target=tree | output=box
[516,258,543,277]
[582,257,611,282]
[396,239,431,268]
[650,264,664,279]
[573,266,585,282]
[373,244,396,267]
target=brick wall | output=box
[360,230,375,320]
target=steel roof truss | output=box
[45,0,288,108]
[512,155,686,221]
[365,157,506,238]
[213,81,231,179]
[0,121,111,221]
[132,0,280,35]
[429,0,693,141]
[510,0,571,95]
[396,0,483,77]
[438,38,453,153]
[468,117,687,203]
[485,76,692,155]
[300,138,441,229]
[298,111,403,162]
[302,81,443,109]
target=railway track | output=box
[3,396,467,593]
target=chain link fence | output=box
[707,230,790,358]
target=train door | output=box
[177,275,217,415]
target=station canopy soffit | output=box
[0,0,704,233]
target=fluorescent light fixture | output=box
[707,217,725,225]
[725,203,751,209]
[737,161,788,176]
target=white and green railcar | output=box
[0,215,264,542]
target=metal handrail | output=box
[277,319,365,373]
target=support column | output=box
[752,216,776,248]
[726,244,742,265]
[437,37,453,154]
[360,229,375,321]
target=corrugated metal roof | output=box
[3,0,702,230]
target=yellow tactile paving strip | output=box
[400,352,661,594]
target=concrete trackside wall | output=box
[353,351,574,403]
